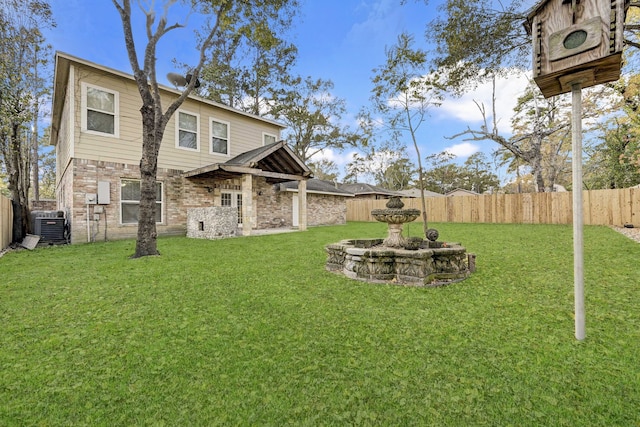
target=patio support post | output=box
[298,179,307,231]
[242,174,253,236]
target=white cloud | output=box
[437,71,531,128]
[443,142,479,159]
[309,148,358,167]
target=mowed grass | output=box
[1,222,639,425]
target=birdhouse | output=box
[525,0,629,98]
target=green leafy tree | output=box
[0,0,54,242]
[343,152,369,184]
[270,76,362,163]
[307,158,339,182]
[364,142,415,190]
[426,0,640,92]
[365,32,444,233]
[196,14,298,116]
[421,152,461,193]
[426,0,530,92]
[461,152,500,193]
[112,0,298,258]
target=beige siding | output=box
[55,69,74,188]
[70,64,282,172]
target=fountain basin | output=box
[371,208,421,224]
[325,239,473,286]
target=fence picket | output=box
[346,189,638,227]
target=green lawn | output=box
[1,222,639,425]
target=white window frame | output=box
[120,178,164,225]
[263,132,277,146]
[175,110,200,151]
[210,118,230,156]
[81,82,119,138]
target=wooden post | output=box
[242,174,253,236]
[571,81,585,341]
[298,179,307,231]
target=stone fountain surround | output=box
[325,238,473,287]
[325,196,474,286]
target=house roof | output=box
[396,188,443,198]
[279,179,354,197]
[50,51,286,146]
[339,183,402,197]
[445,188,480,197]
[183,141,312,184]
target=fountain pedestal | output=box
[371,197,420,248]
[385,223,405,247]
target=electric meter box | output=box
[97,181,110,205]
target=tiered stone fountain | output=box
[325,197,474,286]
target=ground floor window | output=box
[221,191,242,224]
[121,179,163,224]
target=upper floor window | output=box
[263,133,277,146]
[176,111,199,151]
[120,179,163,225]
[81,82,119,137]
[210,118,230,155]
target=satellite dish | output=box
[167,72,188,87]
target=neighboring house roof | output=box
[183,141,311,184]
[397,188,443,198]
[279,179,354,197]
[445,188,480,197]
[339,183,401,197]
[50,51,286,147]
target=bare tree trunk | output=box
[5,122,31,242]
[133,107,165,258]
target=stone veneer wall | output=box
[58,159,348,243]
[187,207,237,239]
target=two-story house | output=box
[51,52,327,243]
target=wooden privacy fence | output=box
[347,188,639,227]
[1,194,12,250]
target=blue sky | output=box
[44,0,532,183]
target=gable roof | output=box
[339,183,401,197]
[184,141,312,183]
[279,179,354,197]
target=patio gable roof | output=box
[183,141,312,183]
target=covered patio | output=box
[183,141,312,236]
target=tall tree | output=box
[365,32,444,233]
[426,0,640,92]
[461,152,500,193]
[426,0,529,92]
[0,0,54,242]
[421,151,461,193]
[449,78,571,192]
[356,142,416,190]
[307,158,339,182]
[112,0,297,258]
[270,76,362,163]
[197,14,298,115]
